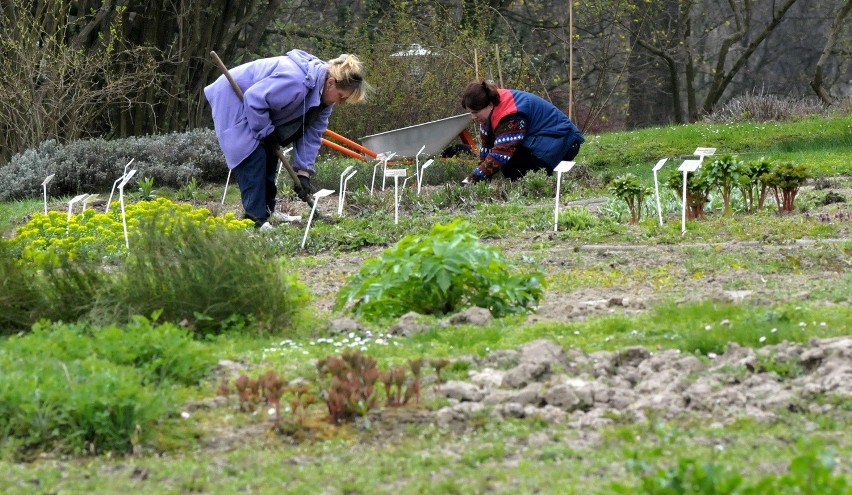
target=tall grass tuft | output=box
[0,241,41,334]
[90,214,309,335]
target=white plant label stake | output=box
[553,161,575,232]
[379,151,397,191]
[693,147,716,162]
[370,153,396,196]
[385,168,407,225]
[42,174,55,215]
[106,158,134,213]
[678,159,701,235]
[118,169,137,249]
[652,158,668,226]
[417,159,434,195]
[67,194,90,231]
[222,169,232,205]
[337,166,356,216]
[301,189,335,250]
[82,194,99,212]
[414,144,426,186]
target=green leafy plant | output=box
[559,207,599,231]
[763,161,811,213]
[737,157,773,212]
[176,176,201,202]
[705,155,744,216]
[335,219,545,322]
[136,176,157,201]
[608,173,650,224]
[666,168,712,220]
[614,443,847,494]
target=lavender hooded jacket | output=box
[204,49,332,174]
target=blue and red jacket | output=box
[470,89,584,181]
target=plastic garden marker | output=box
[385,168,407,225]
[678,159,701,235]
[82,194,99,212]
[338,167,357,216]
[553,161,575,232]
[301,189,335,250]
[221,169,231,205]
[106,158,134,213]
[379,152,397,191]
[118,169,137,249]
[415,144,426,185]
[337,165,355,214]
[694,147,716,162]
[42,174,55,214]
[371,152,394,196]
[417,159,434,195]
[67,194,90,230]
[652,158,668,226]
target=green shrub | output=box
[0,241,41,334]
[608,173,650,224]
[0,129,226,201]
[738,157,773,212]
[763,161,811,213]
[666,167,712,220]
[91,213,309,335]
[335,218,544,322]
[10,197,253,268]
[704,155,744,216]
[0,318,213,457]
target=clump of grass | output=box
[0,317,213,458]
[91,214,309,335]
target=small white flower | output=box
[798,322,807,327]
[604,336,612,342]
[376,338,385,345]
[771,328,777,333]
[348,332,356,338]
[268,408,276,416]
[705,325,712,331]
[180,411,190,419]
[820,322,827,327]
[759,336,766,343]
[573,330,580,335]
[708,352,717,359]
[720,319,730,326]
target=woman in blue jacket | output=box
[460,80,584,184]
[205,50,369,228]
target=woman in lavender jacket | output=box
[205,49,369,228]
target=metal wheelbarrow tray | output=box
[360,114,473,158]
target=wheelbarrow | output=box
[322,113,477,161]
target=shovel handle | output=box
[209,51,312,207]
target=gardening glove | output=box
[294,175,313,202]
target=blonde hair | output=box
[326,53,371,104]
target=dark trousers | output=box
[235,142,278,227]
[501,140,582,180]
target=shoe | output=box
[271,212,302,223]
[259,222,274,230]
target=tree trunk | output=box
[810,0,852,105]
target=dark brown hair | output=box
[460,80,500,111]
